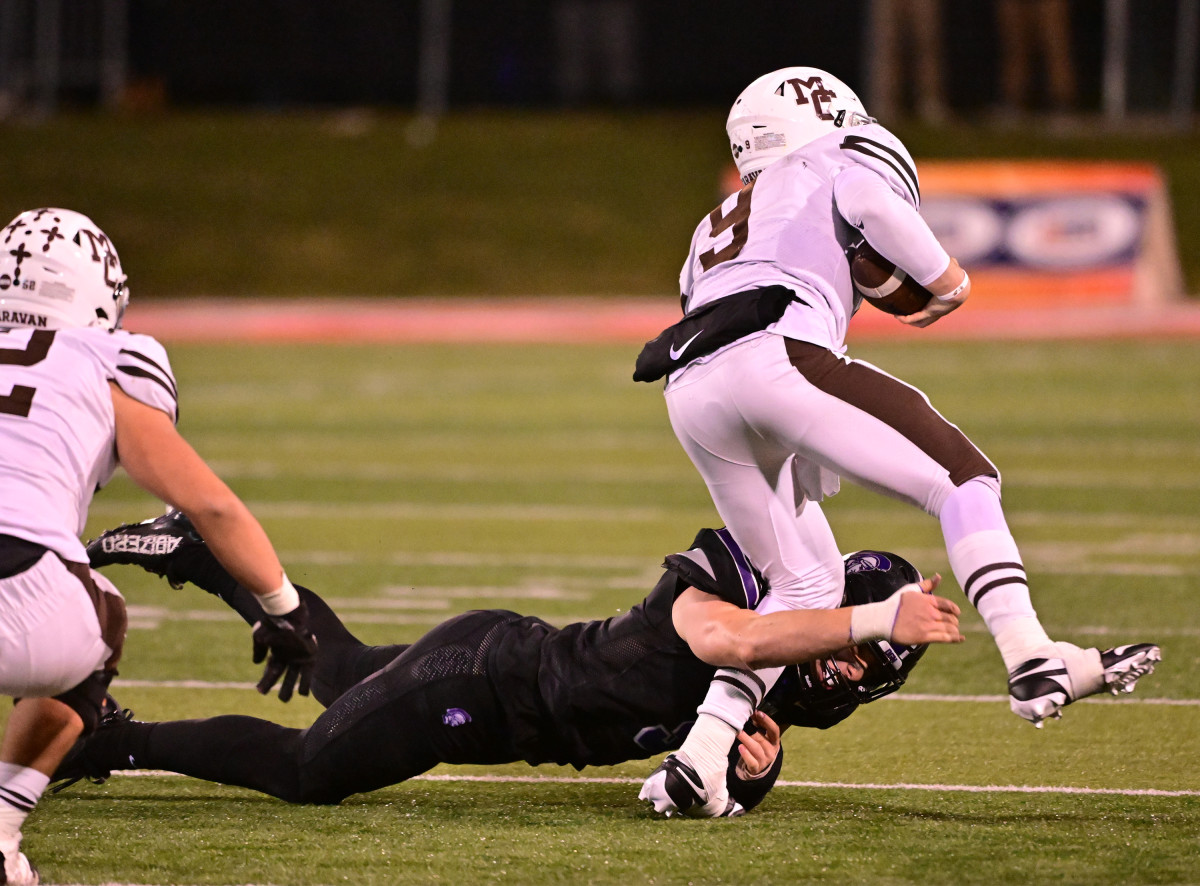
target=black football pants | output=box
[109,581,521,803]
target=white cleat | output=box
[1099,643,1162,695]
[0,837,39,885]
[1008,642,1161,727]
[638,752,744,818]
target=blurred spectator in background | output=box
[866,0,949,124]
[994,0,1078,120]
[553,0,639,105]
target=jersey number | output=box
[0,330,56,418]
[698,180,755,271]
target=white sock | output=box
[994,617,1056,673]
[948,530,1051,670]
[694,665,782,729]
[0,763,47,843]
[1059,644,1104,697]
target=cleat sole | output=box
[1104,647,1161,696]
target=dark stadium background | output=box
[0,0,1187,113]
[5,0,1199,298]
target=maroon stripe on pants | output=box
[60,558,127,671]
[785,339,996,486]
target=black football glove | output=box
[251,601,318,702]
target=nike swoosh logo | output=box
[669,329,704,361]
[667,755,708,799]
[675,768,706,797]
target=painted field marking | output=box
[90,499,672,523]
[87,499,1200,532]
[125,297,1200,344]
[120,602,1200,636]
[111,678,1200,707]
[191,458,1200,491]
[103,769,1200,798]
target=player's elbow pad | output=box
[725,743,784,812]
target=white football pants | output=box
[0,553,117,698]
[665,332,997,612]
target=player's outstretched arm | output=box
[674,575,962,672]
[110,384,317,701]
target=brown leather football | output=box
[850,242,933,316]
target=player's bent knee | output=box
[53,670,114,735]
[955,472,1002,497]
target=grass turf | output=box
[22,337,1200,884]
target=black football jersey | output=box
[488,527,766,768]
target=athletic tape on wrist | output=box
[848,586,919,644]
[935,271,970,303]
[257,574,300,616]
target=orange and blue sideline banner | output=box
[919,161,1183,306]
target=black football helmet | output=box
[759,551,929,729]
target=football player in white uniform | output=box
[0,208,317,882]
[635,68,1160,817]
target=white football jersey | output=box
[679,122,948,352]
[0,327,178,562]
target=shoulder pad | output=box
[662,528,765,609]
[103,330,179,423]
[839,125,921,208]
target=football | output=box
[850,242,933,316]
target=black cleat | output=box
[50,702,136,794]
[86,510,204,589]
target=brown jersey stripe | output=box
[840,134,921,204]
[116,363,178,404]
[119,347,178,399]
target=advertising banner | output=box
[919,162,1183,306]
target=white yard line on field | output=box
[88,499,672,523]
[200,458,1200,491]
[89,499,1200,529]
[94,539,1200,576]
[110,678,1200,707]
[284,550,652,570]
[121,603,1200,637]
[103,769,1200,797]
[203,459,698,485]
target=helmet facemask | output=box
[758,551,928,728]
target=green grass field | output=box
[29,337,1200,885]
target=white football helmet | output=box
[0,207,128,330]
[727,66,874,184]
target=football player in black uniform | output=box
[54,511,962,815]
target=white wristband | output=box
[256,574,300,616]
[848,585,919,644]
[935,271,970,303]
